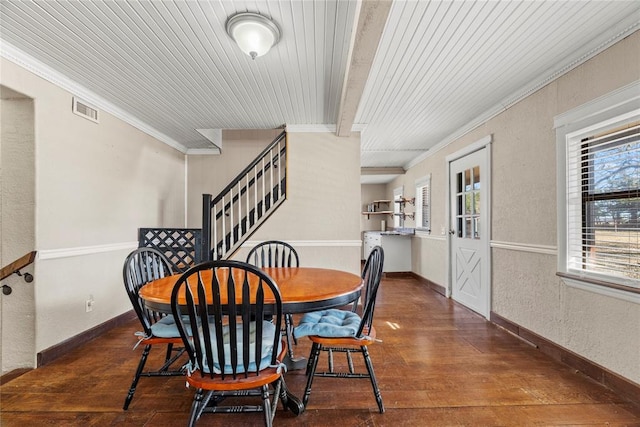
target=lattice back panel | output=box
[138,228,202,273]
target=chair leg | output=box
[303,343,321,408]
[270,378,282,417]
[284,314,295,359]
[156,346,186,372]
[362,346,384,413]
[287,314,297,345]
[305,342,319,375]
[163,343,173,368]
[261,384,273,427]
[188,388,205,427]
[123,344,151,410]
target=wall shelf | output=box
[362,200,392,218]
[361,211,393,218]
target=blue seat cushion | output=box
[294,309,361,339]
[149,314,182,338]
[200,320,282,375]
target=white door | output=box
[449,148,490,317]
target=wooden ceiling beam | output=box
[335,0,392,137]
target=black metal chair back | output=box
[123,247,174,334]
[171,260,284,380]
[246,240,300,362]
[357,245,384,337]
[246,240,299,268]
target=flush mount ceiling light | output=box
[225,12,281,60]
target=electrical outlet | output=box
[85,295,94,312]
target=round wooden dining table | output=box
[138,266,364,315]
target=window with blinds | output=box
[393,186,403,228]
[567,124,640,285]
[415,174,431,232]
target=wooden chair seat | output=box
[137,336,185,346]
[186,343,287,391]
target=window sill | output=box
[557,272,640,304]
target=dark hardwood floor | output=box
[2,274,639,426]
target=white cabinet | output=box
[363,232,381,260]
[363,231,411,272]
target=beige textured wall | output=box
[389,30,640,383]
[232,132,362,275]
[1,58,186,355]
[1,93,36,372]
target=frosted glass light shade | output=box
[226,13,281,60]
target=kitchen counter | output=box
[363,230,412,272]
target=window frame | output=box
[415,174,431,233]
[555,80,640,299]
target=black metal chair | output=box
[122,247,186,410]
[246,240,300,360]
[294,246,385,413]
[171,260,291,427]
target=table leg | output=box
[283,353,308,371]
[279,377,305,415]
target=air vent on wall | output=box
[72,97,99,123]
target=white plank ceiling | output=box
[1,0,639,182]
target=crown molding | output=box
[0,40,187,154]
[360,167,405,175]
[285,124,336,133]
[186,148,222,155]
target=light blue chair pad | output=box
[294,309,361,339]
[149,314,183,338]
[199,320,282,375]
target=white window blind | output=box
[393,186,403,228]
[415,174,431,232]
[566,124,640,286]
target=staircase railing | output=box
[1,251,36,295]
[202,130,287,261]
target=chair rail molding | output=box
[490,240,557,256]
[38,241,138,260]
[243,240,362,248]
